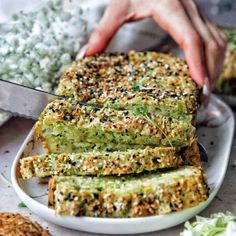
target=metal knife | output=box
[0,79,60,120]
[0,44,88,120]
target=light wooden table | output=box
[0,117,236,236]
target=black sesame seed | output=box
[153,157,160,163]
[103,114,110,121]
[136,162,142,166]
[169,93,178,98]
[65,193,74,202]
[86,63,93,69]
[93,107,100,112]
[120,87,126,93]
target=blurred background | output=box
[0,0,235,51]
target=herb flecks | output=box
[18,202,27,208]
[133,106,148,116]
[132,83,142,92]
[132,83,156,92]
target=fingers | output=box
[86,0,227,91]
[206,22,227,49]
[152,0,206,86]
[181,0,227,90]
[205,22,227,89]
[86,0,130,56]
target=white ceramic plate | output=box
[217,94,236,107]
[11,95,234,234]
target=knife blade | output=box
[0,79,60,120]
[0,44,88,120]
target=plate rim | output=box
[11,95,235,234]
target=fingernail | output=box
[204,76,211,91]
[203,77,211,96]
[201,76,211,108]
[76,44,88,60]
[203,85,210,96]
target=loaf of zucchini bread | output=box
[215,27,236,94]
[57,51,200,118]
[25,51,208,218]
[34,99,196,154]
[20,140,200,179]
[48,166,209,217]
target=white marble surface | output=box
[0,117,236,235]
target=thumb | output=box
[86,0,129,56]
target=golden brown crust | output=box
[0,212,51,236]
[182,138,201,165]
[20,141,201,179]
[48,177,55,208]
[57,51,199,117]
[16,163,23,179]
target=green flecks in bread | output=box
[20,142,201,179]
[34,99,196,154]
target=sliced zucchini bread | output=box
[20,140,201,179]
[48,166,209,217]
[34,99,197,154]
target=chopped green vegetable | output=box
[177,103,184,114]
[132,106,148,116]
[132,83,142,91]
[180,211,236,236]
[18,202,27,208]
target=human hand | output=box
[86,0,227,90]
